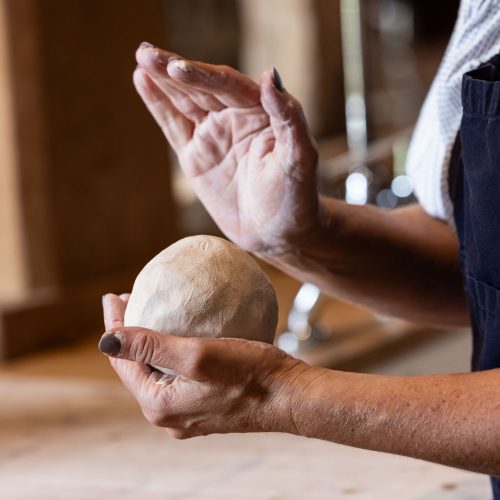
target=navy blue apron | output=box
[451,53,500,499]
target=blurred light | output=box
[341,0,368,154]
[278,332,300,353]
[287,317,312,341]
[284,284,320,344]
[392,137,410,177]
[356,164,373,184]
[346,171,368,205]
[376,188,398,209]
[293,283,321,313]
[345,93,368,150]
[391,175,414,198]
[379,0,414,40]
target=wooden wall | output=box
[240,0,344,137]
[0,0,178,359]
[0,0,27,300]
[165,0,345,137]
[0,0,346,359]
[164,0,240,67]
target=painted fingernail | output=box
[98,333,123,356]
[172,60,192,73]
[140,41,155,50]
[272,68,284,92]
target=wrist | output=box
[256,196,341,273]
[268,362,331,437]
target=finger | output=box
[107,356,164,406]
[119,293,130,305]
[109,356,150,390]
[167,59,261,108]
[110,357,167,387]
[148,73,208,123]
[98,327,201,379]
[133,68,194,151]
[137,45,225,113]
[260,69,318,170]
[103,294,126,330]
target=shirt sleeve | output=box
[405,1,500,225]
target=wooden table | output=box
[0,337,490,500]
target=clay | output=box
[124,235,278,374]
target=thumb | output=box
[99,327,198,377]
[260,68,318,170]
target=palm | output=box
[135,47,319,254]
[183,106,293,251]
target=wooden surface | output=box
[0,336,490,500]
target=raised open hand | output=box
[134,44,321,255]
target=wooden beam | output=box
[0,0,29,299]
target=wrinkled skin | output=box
[102,294,310,438]
[100,46,320,437]
[134,45,320,254]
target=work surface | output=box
[0,338,490,500]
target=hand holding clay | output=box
[134,43,321,256]
[123,235,278,374]
[100,294,311,438]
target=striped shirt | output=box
[406,0,500,224]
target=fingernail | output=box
[140,41,155,50]
[98,333,123,356]
[172,60,191,73]
[272,68,284,92]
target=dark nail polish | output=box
[140,41,155,50]
[98,333,123,356]
[272,67,284,92]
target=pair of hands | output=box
[101,294,310,438]
[100,44,322,437]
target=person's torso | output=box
[406,0,500,225]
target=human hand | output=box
[101,293,311,438]
[134,43,321,256]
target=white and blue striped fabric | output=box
[406,0,500,224]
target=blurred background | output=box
[2,1,488,498]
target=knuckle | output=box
[216,67,231,80]
[188,340,210,376]
[143,408,164,427]
[130,332,159,364]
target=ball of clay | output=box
[124,236,278,373]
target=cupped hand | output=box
[101,294,310,438]
[134,44,321,255]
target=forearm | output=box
[261,199,468,327]
[284,366,500,476]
